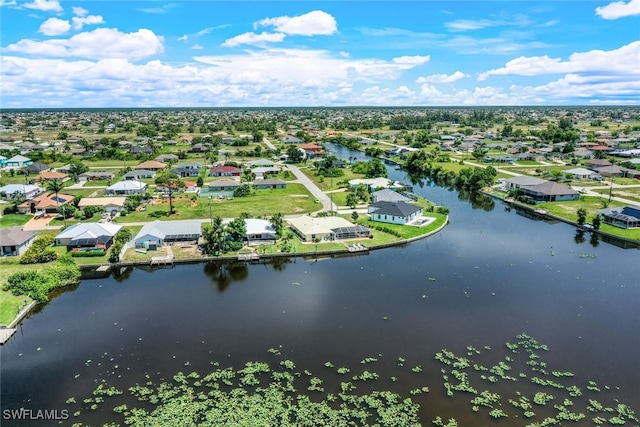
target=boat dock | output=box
[151,255,174,266]
[0,328,17,345]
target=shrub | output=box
[20,233,58,264]
[5,257,80,303]
[71,250,106,257]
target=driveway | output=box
[285,164,334,211]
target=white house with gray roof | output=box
[502,176,546,191]
[0,227,36,256]
[368,201,423,225]
[134,220,202,249]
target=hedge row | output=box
[20,233,58,264]
[6,255,81,303]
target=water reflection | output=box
[203,261,249,292]
[574,230,586,244]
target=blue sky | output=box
[1,0,639,107]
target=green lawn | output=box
[0,258,38,325]
[299,167,365,191]
[361,213,448,240]
[0,214,31,228]
[592,186,640,203]
[117,183,319,222]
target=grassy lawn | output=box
[65,188,106,198]
[0,214,31,228]
[537,196,624,220]
[86,160,140,167]
[592,186,640,203]
[299,167,365,191]
[361,213,448,240]
[0,258,39,325]
[117,183,319,222]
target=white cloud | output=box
[392,55,430,65]
[417,71,468,84]
[178,35,188,42]
[256,10,337,36]
[0,0,18,6]
[191,44,203,50]
[137,3,178,14]
[222,32,286,47]
[72,6,87,16]
[4,28,164,60]
[595,0,640,19]
[445,13,532,32]
[478,41,640,80]
[23,0,61,12]
[71,14,105,30]
[39,17,70,36]
[446,19,495,31]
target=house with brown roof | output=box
[135,160,167,171]
[209,165,242,177]
[32,171,70,183]
[18,192,75,214]
[518,182,579,204]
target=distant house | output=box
[78,171,115,181]
[156,154,179,163]
[189,143,208,153]
[55,222,122,252]
[124,169,156,180]
[349,178,394,191]
[251,166,279,178]
[595,165,625,178]
[518,182,580,203]
[563,168,598,180]
[134,220,202,249]
[597,206,640,229]
[0,184,41,200]
[502,176,546,191]
[5,155,32,168]
[130,145,153,155]
[287,215,370,242]
[0,155,7,167]
[23,162,50,175]
[299,142,324,159]
[0,227,36,256]
[33,171,69,183]
[207,179,242,192]
[252,179,287,189]
[368,201,423,225]
[371,188,411,204]
[245,218,277,244]
[171,163,202,178]
[106,180,147,195]
[585,159,612,170]
[135,160,167,171]
[210,165,242,177]
[77,197,127,214]
[247,159,276,168]
[18,192,74,214]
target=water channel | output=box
[1,144,639,425]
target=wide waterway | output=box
[1,145,639,426]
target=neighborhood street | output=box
[285,164,334,211]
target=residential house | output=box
[518,182,580,203]
[33,171,69,183]
[502,176,546,191]
[0,227,36,256]
[287,215,370,242]
[563,168,598,180]
[18,192,75,214]
[299,142,325,159]
[155,154,179,163]
[246,159,276,168]
[23,162,50,175]
[595,165,625,178]
[371,188,411,204]
[78,171,115,181]
[245,218,277,244]
[130,145,153,155]
[348,178,394,191]
[134,220,202,249]
[368,201,423,225]
[252,179,287,189]
[106,180,147,195]
[210,165,242,177]
[585,159,612,170]
[0,155,7,167]
[55,222,122,252]
[5,155,32,169]
[251,166,279,178]
[135,160,167,171]
[597,206,640,229]
[171,163,202,178]
[124,169,156,180]
[206,179,242,192]
[189,143,208,153]
[77,197,127,214]
[0,184,41,200]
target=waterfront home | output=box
[287,215,370,242]
[0,184,41,200]
[597,206,640,229]
[563,168,598,180]
[135,160,167,171]
[368,201,423,225]
[245,218,277,244]
[17,192,75,214]
[0,227,36,256]
[371,188,411,204]
[78,171,115,181]
[252,179,287,189]
[124,169,156,180]
[502,176,546,191]
[518,182,580,203]
[299,142,325,159]
[106,180,147,195]
[55,222,122,251]
[209,165,242,177]
[134,220,201,249]
[5,155,32,169]
[77,197,127,214]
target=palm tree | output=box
[46,179,66,226]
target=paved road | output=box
[262,137,277,150]
[285,164,334,211]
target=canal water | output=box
[1,145,639,426]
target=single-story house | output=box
[77,197,127,214]
[106,180,147,195]
[18,192,75,214]
[251,166,279,177]
[210,165,242,177]
[207,179,242,192]
[247,159,276,168]
[55,222,122,251]
[245,218,277,244]
[502,176,546,191]
[189,143,209,153]
[134,220,202,249]
[563,168,598,180]
[0,227,36,256]
[79,171,115,181]
[349,178,394,191]
[371,188,411,204]
[5,155,32,168]
[124,169,156,180]
[156,154,179,163]
[0,184,41,200]
[0,155,7,167]
[136,160,167,171]
[597,206,640,229]
[33,171,69,183]
[518,182,580,203]
[368,201,423,225]
[585,159,612,170]
[23,162,50,175]
[287,215,370,242]
[595,165,625,178]
[171,165,201,178]
[252,179,287,189]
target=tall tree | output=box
[269,212,285,237]
[154,172,185,215]
[46,180,66,226]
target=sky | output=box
[0,0,639,108]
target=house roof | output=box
[287,215,357,236]
[0,184,40,195]
[0,227,35,246]
[136,160,167,169]
[37,171,68,180]
[208,179,241,188]
[245,218,276,236]
[372,188,411,203]
[210,165,242,173]
[247,159,276,167]
[564,168,596,176]
[504,176,546,186]
[369,201,423,217]
[522,182,578,196]
[124,169,155,177]
[56,222,122,240]
[78,197,127,208]
[349,177,393,189]
[19,192,74,209]
[107,180,147,191]
[252,179,285,186]
[135,220,202,241]
[24,162,50,172]
[80,171,115,177]
[7,155,30,163]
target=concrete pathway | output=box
[285,164,334,211]
[262,137,277,151]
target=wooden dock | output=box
[151,255,174,266]
[238,252,260,261]
[0,328,16,345]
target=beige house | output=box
[78,197,127,214]
[287,215,370,242]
